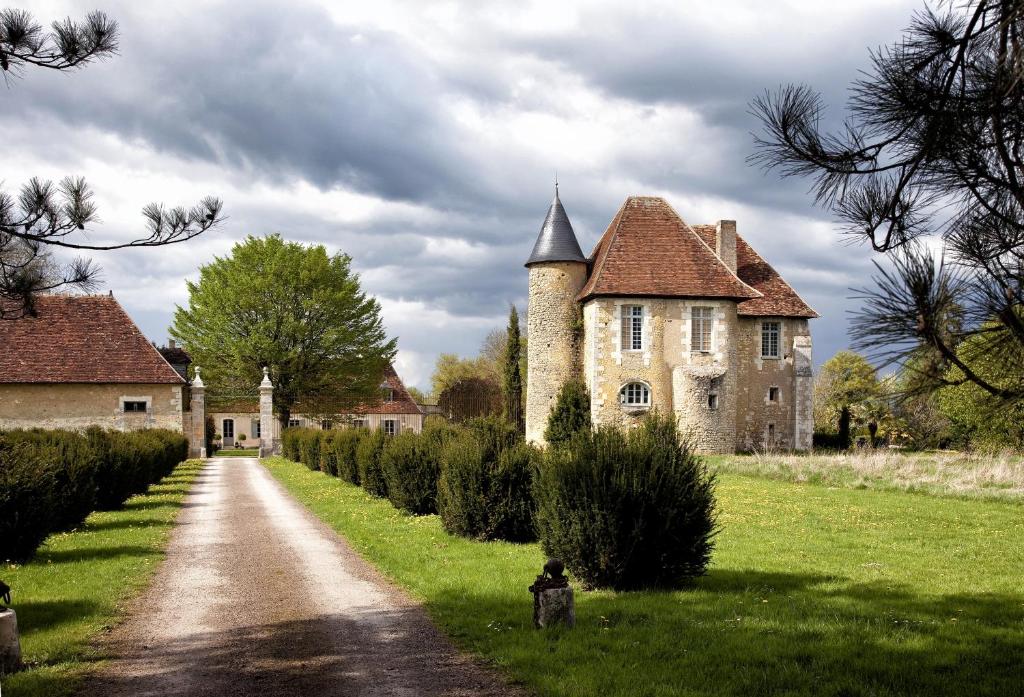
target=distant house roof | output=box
[690,225,819,318]
[353,364,423,415]
[0,294,185,385]
[525,188,587,266]
[578,196,762,302]
[157,344,192,379]
[207,365,423,417]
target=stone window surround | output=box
[612,300,651,367]
[120,395,152,413]
[761,320,782,359]
[618,380,652,411]
[690,305,715,353]
[767,385,782,404]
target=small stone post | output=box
[0,607,21,675]
[259,367,279,456]
[189,368,207,459]
[529,558,575,629]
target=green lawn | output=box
[264,456,1024,697]
[1,460,205,697]
[214,448,259,457]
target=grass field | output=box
[0,460,205,697]
[213,448,259,457]
[707,449,1024,501]
[265,455,1024,697]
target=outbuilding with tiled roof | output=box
[0,294,190,433]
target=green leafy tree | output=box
[937,332,1024,449]
[544,379,591,447]
[171,235,396,429]
[814,351,880,447]
[502,305,524,433]
[429,353,492,397]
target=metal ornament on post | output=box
[0,580,22,675]
[528,558,575,629]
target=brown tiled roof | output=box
[578,197,762,302]
[353,364,423,415]
[0,294,186,384]
[690,225,819,318]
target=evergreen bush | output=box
[298,429,322,471]
[437,421,536,542]
[0,427,188,561]
[319,431,338,475]
[332,428,365,484]
[0,439,61,561]
[544,379,591,447]
[356,429,389,497]
[534,414,717,590]
[381,431,440,514]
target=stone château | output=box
[525,191,817,453]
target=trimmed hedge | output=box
[0,427,189,562]
[356,429,389,497]
[378,421,460,515]
[534,415,717,590]
[333,429,365,484]
[437,417,537,542]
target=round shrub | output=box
[437,428,537,542]
[356,429,389,497]
[534,414,717,590]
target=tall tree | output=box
[171,235,397,429]
[502,305,524,433]
[814,351,881,448]
[0,10,223,318]
[430,353,493,397]
[752,1,1024,405]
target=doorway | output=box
[223,418,235,447]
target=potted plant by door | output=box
[238,433,248,449]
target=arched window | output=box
[619,382,651,407]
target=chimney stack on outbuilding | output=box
[715,220,737,274]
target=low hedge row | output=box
[282,412,717,590]
[0,428,189,562]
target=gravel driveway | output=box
[78,457,525,697]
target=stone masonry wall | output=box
[734,317,812,450]
[0,383,185,432]
[525,262,588,444]
[583,297,739,453]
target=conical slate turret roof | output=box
[525,187,587,266]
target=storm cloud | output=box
[3,0,921,388]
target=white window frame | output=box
[620,304,644,352]
[619,381,651,408]
[287,418,301,428]
[122,400,148,413]
[383,419,398,436]
[690,306,714,353]
[761,321,781,359]
[251,418,261,439]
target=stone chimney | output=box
[168,338,176,349]
[715,220,737,274]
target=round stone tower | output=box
[525,186,589,445]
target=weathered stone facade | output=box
[0,383,186,432]
[525,262,587,444]
[734,317,812,451]
[525,194,818,453]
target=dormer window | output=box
[619,382,651,408]
[621,305,643,351]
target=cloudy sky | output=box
[6,0,922,390]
